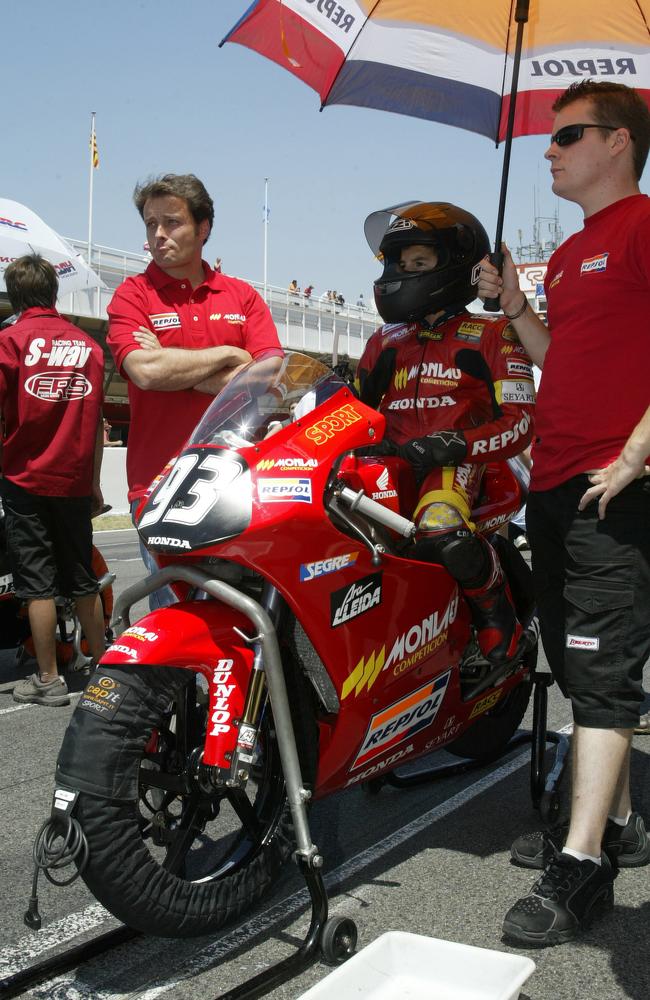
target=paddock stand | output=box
[366,667,571,826]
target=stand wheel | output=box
[540,789,561,825]
[320,916,358,965]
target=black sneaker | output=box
[511,813,650,869]
[503,852,616,947]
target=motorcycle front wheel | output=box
[55,658,317,938]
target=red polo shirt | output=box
[107,261,282,501]
[0,308,103,496]
[532,195,650,490]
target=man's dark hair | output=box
[4,255,58,313]
[133,173,214,242]
[553,81,650,180]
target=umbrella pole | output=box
[484,0,530,312]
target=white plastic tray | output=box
[299,931,536,1000]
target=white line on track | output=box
[2,727,572,998]
[0,691,82,717]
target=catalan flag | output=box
[90,125,99,169]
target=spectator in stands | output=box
[288,279,300,296]
[356,293,366,308]
[107,173,282,607]
[0,255,106,706]
[214,256,223,273]
[303,284,314,300]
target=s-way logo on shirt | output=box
[23,338,94,401]
[25,338,93,368]
[150,313,181,329]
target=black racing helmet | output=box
[365,201,491,323]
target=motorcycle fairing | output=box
[102,600,254,767]
[138,449,252,553]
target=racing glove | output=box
[398,430,468,479]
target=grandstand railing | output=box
[59,240,379,361]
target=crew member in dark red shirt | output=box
[357,202,535,667]
[107,173,283,606]
[0,255,106,706]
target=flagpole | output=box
[263,177,269,303]
[88,112,96,269]
[87,111,97,314]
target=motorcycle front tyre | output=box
[55,659,317,938]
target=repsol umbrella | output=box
[222,2,650,292]
[0,198,103,298]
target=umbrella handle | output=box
[483,251,503,313]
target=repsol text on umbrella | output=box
[531,58,637,78]
[304,0,355,32]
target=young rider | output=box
[356,202,535,667]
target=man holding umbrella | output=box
[480,80,650,946]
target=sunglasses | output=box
[550,123,631,147]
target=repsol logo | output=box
[470,411,531,456]
[304,0,355,32]
[530,57,636,78]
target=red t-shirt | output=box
[532,194,650,491]
[107,261,282,501]
[0,308,103,496]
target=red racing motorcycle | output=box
[54,351,537,941]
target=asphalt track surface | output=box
[0,529,648,1000]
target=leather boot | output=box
[463,542,527,667]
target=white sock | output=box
[608,812,631,827]
[562,848,601,865]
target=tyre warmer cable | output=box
[25,790,89,930]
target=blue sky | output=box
[4,1,646,301]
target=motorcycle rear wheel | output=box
[56,657,316,938]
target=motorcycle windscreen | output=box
[137,448,252,553]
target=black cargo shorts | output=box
[527,474,650,729]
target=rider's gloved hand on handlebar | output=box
[398,430,468,480]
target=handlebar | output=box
[335,486,416,539]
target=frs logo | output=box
[25,372,92,401]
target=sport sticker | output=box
[350,671,451,771]
[78,674,129,720]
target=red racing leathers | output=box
[357,309,536,667]
[357,312,535,465]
